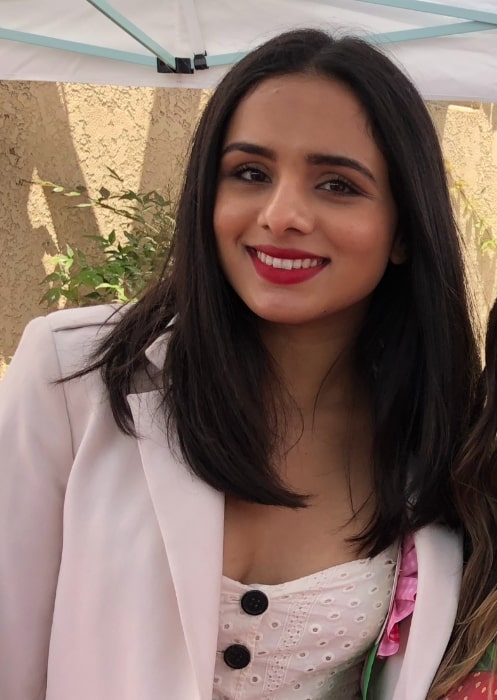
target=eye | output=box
[319,176,359,195]
[233,165,270,184]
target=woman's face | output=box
[214,74,401,329]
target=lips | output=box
[247,246,329,285]
[255,249,326,270]
[250,245,328,261]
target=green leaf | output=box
[40,288,62,306]
[481,240,497,253]
[60,289,79,302]
[96,282,123,291]
[35,179,57,188]
[42,271,63,283]
[106,264,125,277]
[154,194,167,206]
[52,186,65,193]
[78,270,104,287]
[50,255,73,271]
[119,191,139,201]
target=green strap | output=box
[363,640,497,696]
[475,642,497,672]
[362,642,380,699]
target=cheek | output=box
[214,182,259,243]
[212,197,225,243]
[213,196,240,248]
[213,197,242,279]
[332,212,396,257]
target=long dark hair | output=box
[83,29,479,552]
[430,299,497,697]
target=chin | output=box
[249,304,322,327]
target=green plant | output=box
[39,168,175,307]
[446,161,496,252]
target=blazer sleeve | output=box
[0,316,74,700]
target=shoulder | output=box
[4,305,130,391]
[44,303,123,333]
[413,523,462,567]
[26,304,127,375]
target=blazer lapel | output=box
[371,525,462,699]
[128,390,224,700]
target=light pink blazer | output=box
[0,305,462,700]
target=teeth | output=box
[255,250,324,270]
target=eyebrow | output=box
[221,141,376,183]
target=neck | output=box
[260,315,364,417]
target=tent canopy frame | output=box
[1,0,497,75]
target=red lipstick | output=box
[247,247,329,286]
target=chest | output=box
[223,428,375,585]
[213,544,398,700]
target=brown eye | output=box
[319,176,358,195]
[235,166,270,183]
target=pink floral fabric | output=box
[378,534,418,657]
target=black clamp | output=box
[157,53,208,74]
[194,53,208,70]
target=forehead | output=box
[223,74,381,166]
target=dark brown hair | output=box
[430,300,497,698]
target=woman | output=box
[0,29,480,700]
[429,298,497,700]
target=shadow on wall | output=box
[482,102,497,135]
[139,87,208,204]
[0,81,101,363]
[0,81,206,370]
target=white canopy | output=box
[1,0,497,101]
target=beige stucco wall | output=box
[0,81,209,374]
[1,82,496,375]
[429,102,497,333]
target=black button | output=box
[223,644,251,669]
[241,590,269,616]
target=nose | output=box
[256,177,315,237]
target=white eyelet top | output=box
[213,543,398,700]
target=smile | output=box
[255,250,327,270]
[247,247,329,285]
